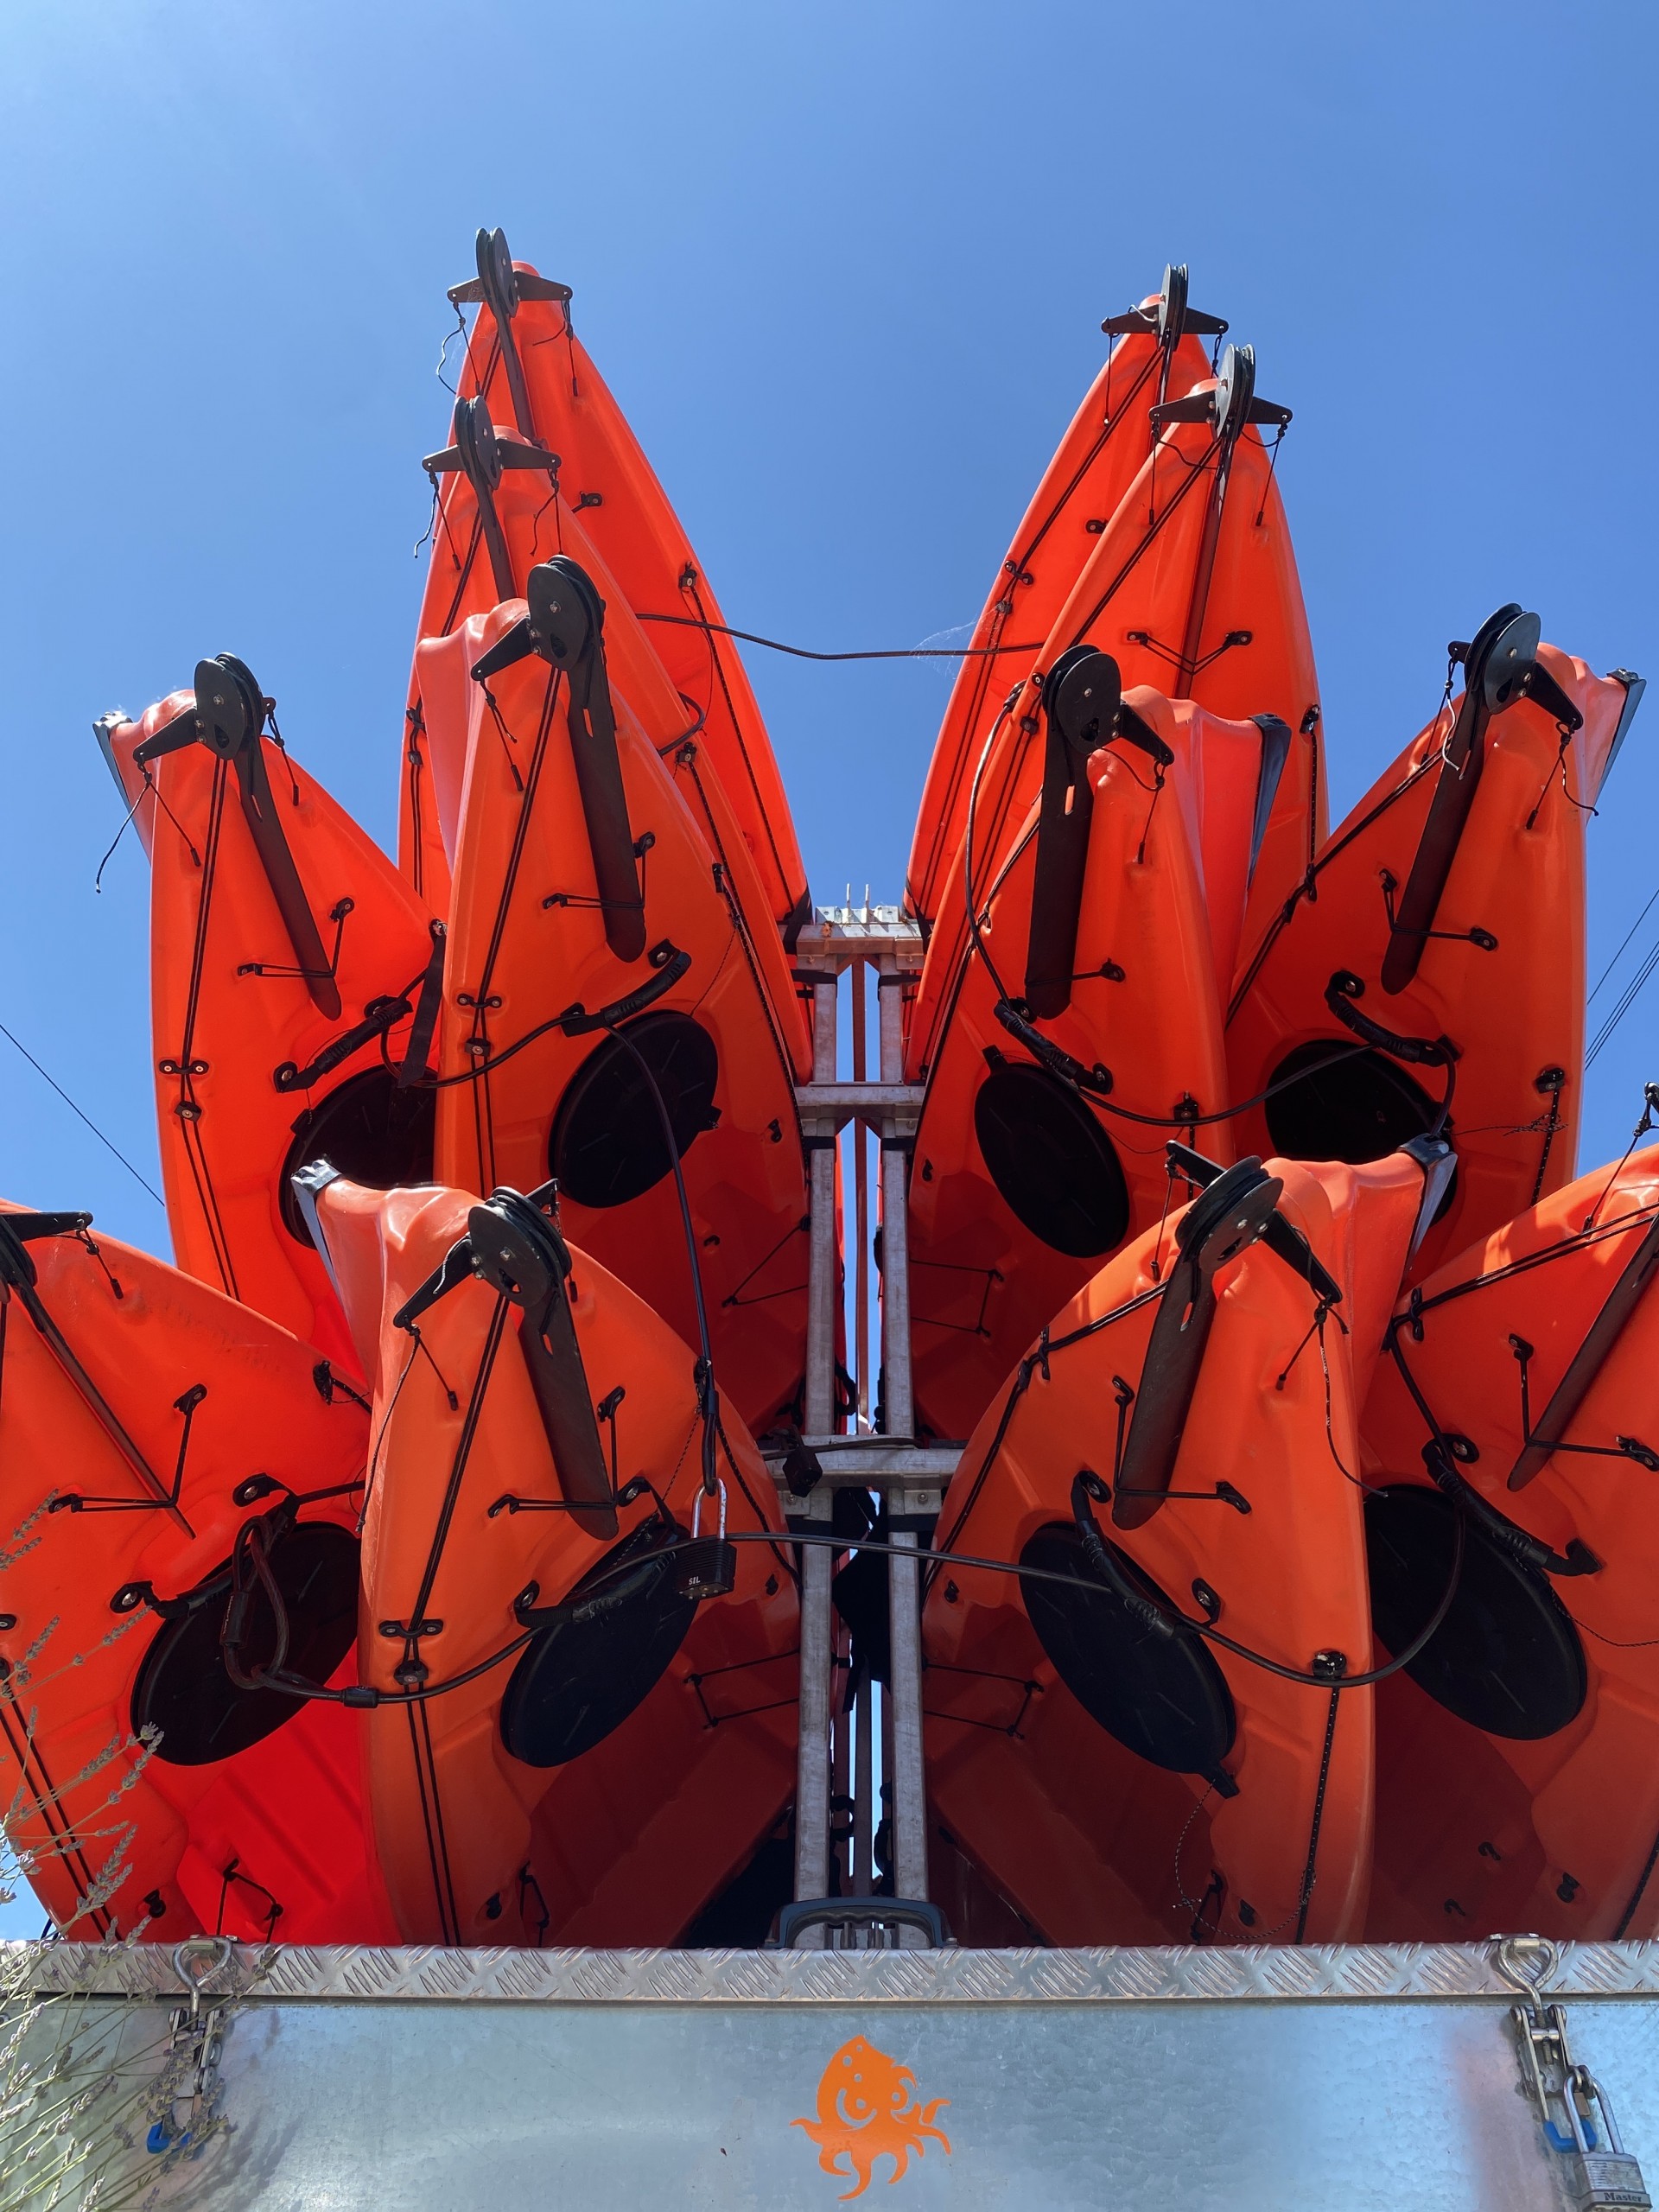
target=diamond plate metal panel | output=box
[645,1953,704,2000]
[10,1936,1659,2005]
[943,1952,1020,1999]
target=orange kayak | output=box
[0,1205,396,1944]
[906,342,1322,1080]
[99,662,441,1376]
[1226,612,1641,1278]
[410,491,809,1066]
[425,560,810,1433]
[302,1172,799,1947]
[922,1148,1446,1945]
[404,227,808,939]
[1360,1154,1659,1940]
[906,654,1255,1441]
[906,265,1225,933]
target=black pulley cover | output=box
[974,1063,1129,1259]
[1364,1484,1586,1740]
[279,1068,435,1244]
[499,1520,698,1767]
[1263,1041,1443,1167]
[550,1010,718,1208]
[131,1522,360,1767]
[1020,1522,1236,1775]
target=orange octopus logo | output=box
[791,2034,951,2199]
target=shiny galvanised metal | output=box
[785,905,933,1939]
[12,1938,1659,2209]
[793,974,842,1919]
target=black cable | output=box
[920,1270,1182,1597]
[1394,1198,1659,1327]
[955,676,1455,1135]
[728,1528,1470,1693]
[0,1021,164,1206]
[634,612,1045,664]
[278,1006,746,1704]
[394,999,599,1088]
[1294,1660,1344,1942]
[1227,749,1441,1020]
[962,695,1024,1007]
[1615,1822,1659,1938]
[235,1514,1466,1713]
[1588,935,1659,1068]
[1591,881,1659,1005]
[598,1018,719,1496]
[222,1516,290,1693]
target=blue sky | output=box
[0,0,1655,1931]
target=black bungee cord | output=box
[956,684,1459,1138]
[228,975,784,1710]
[207,1497,1467,1716]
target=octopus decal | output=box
[792,2035,952,2199]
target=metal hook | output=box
[172,1934,235,2016]
[1491,1933,1559,1998]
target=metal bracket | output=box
[1496,1936,1652,2210]
[763,1438,960,1491]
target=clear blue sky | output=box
[0,1,1655,1929]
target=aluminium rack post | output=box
[792,974,840,1915]
[878,953,930,1921]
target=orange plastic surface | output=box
[116,691,439,1373]
[1360,1154,1659,1940]
[1227,645,1631,1279]
[906,309,1217,930]
[906,706,1234,1441]
[0,1210,396,1945]
[313,1178,798,1948]
[906,399,1324,1077]
[922,1155,1429,1946]
[402,266,806,936]
[425,597,810,1433]
[409,495,808,1067]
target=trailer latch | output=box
[1495,1935,1651,2211]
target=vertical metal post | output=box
[887,1518,928,1918]
[831,1619,850,1897]
[791,1488,835,1916]
[876,962,913,1441]
[852,1675,874,1897]
[804,979,839,1438]
[877,957,929,1920]
[794,974,840,1920]
[851,959,869,1431]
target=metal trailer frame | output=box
[8,1935,1658,2207]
